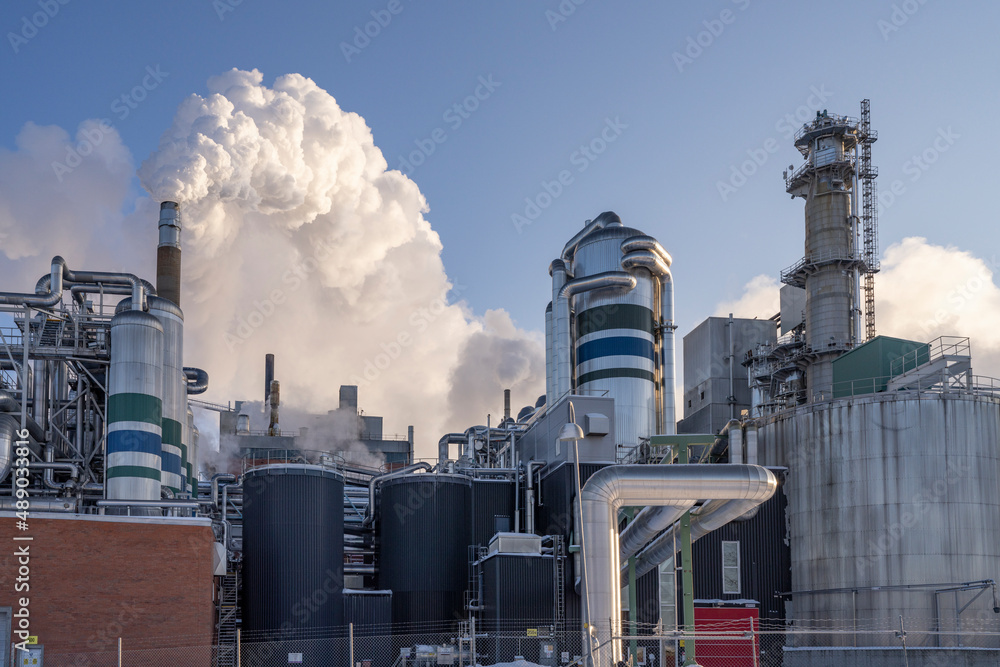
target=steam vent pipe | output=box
[157,201,182,307]
[265,354,275,404]
[579,464,777,665]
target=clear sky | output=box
[2,1,999,448]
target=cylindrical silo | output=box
[107,308,164,500]
[758,393,1000,648]
[571,224,657,447]
[243,464,345,648]
[148,296,185,494]
[378,474,472,627]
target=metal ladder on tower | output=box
[859,98,879,342]
[552,535,566,631]
[216,568,240,667]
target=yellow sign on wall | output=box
[26,637,37,644]
[526,628,538,637]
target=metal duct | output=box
[27,256,150,310]
[0,388,49,443]
[438,433,466,467]
[555,271,638,399]
[578,464,777,664]
[620,245,676,434]
[560,211,623,263]
[156,201,182,306]
[618,503,693,561]
[264,354,274,404]
[0,414,18,484]
[183,367,209,394]
[362,462,433,525]
[549,260,569,406]
[545,302,554,409]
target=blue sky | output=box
[2,0,996,334]
[2,1,999,441]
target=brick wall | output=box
[0,514,215,657]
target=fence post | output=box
[471,616,477,667]
[750,617,758,667]
[117,637,122,667]
[237,628,241,667]
[349,622,354,667]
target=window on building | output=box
[722,541,740,594]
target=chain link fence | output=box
[31,617,1000,667]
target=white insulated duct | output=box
[620,243,675,433]
[618,503,693,561]
[578,464,777,664]
[554,271,637,400]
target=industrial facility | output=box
[0,100,998,667]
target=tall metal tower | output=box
[858,99,879,341]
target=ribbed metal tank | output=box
[472,478,515,546]
[759,393,1000,647]
[148,296,185,494]
[107,308,164,500]
[572,225,657,447]
[243,464,345,643]
[377,474,472,626]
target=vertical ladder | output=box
[553,536,566,631]
[216,569,240,667]
[859,99,879,341]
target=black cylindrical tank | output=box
[243,464,345,646]
[472,478,515,547]
[377,474,472,627]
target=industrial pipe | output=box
[555,271,638,399]
[28,257,151,311]
[560,211,622,263]
[212,473,237,510]
[544,302,554,411]
[0,389,45,443]
[362,462,433,525]
[618,503,694,561]
[578,464,777,665]
[438,433,466,467]
[183,367,209,394]
[621,246,675,434]
[157,201,182,306]
[525,461,545,535]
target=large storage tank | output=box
[377,474,472,627]
[472,477,515,547]
[759,393,1000,649]
[243,464,345,649]
[107,308,163,501]
[148,296,186,494]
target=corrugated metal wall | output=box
[472,478,515,547]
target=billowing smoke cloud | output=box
[0,69,545,462]
[137,69,543,459]
[712,237,1000,377]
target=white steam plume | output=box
[137,69,544,459]
[713,237,1000,377]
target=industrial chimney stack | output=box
[157,201,182,306]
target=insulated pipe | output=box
[550,261,569,405]
[555,272,638,399]
[438,433,466,467]
[526,460,544,535]
[0,258,63,307]
[544,302,554,409]
[620,249,675,433]
[183,367,209,394]
[631,496,769,581]
[0,415,17,484]
[578,464,777,664]
[618,503,694,561]
[560,211,622,263]
[212,473,237,510]
[34,257,150,311]
[0,389,45,443]
[745,423,759,465]
[730,421,743,465]
[362,462,433,525]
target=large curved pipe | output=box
[362,462,433,525]
[621,248,675,433]
[0,415,18,485]
[183,367,209,394]
[438,433,467,467]
[618,503,693,561]
[24,257,152,311]
[212,473,237,510]
[0,389,45,443]
[579,464,777,665]
[555,271,637,399]
[630,496,768,582]
[560,211,622,263]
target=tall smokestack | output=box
[265,353,275,404]
[503,389,511,421]
[157,201,182,306]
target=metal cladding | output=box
[377,474,472,627]
[479,552,557,661]
[243,465,345,642]
[472,478,515,546]
[759,393,1000,644]
[573,225,656,446]
[187,404,198,495]
[107,308,164,500]
[156,201,182,307]
[148,296,185,494]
